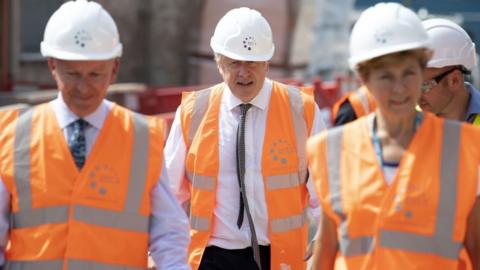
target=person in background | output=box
[464,29,480,90]
[164,6,326,270]
[308,2,480,270]
[419,18,480,124]
[0,1,190,269]
[331,85,376,126]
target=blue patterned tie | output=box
[68,119,88,169]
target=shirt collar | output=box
[465,82,480,120]
[50,92,112,130]
[224,78,272,111]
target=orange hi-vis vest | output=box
[308,113,480,270]
[0,104,30,132]
[180,82,316,270]
[332,86,377,121]
[0,103,165,270]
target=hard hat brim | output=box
[349,40,431,70]
[210,39,274,62]
[41,42,123,61]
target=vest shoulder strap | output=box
[181,84,223,147]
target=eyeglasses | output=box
[421,68,459,93]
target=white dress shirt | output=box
[164,79,326,249]
[0,94,191,269]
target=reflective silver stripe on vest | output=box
[339,233,374,257]
[266,171,307,190]
[379,119,463,259]
[125,113,149,213]
[12,205,69,229]
[188,88,212,144]
[68,259,144,270]
[379,230,462,259]
[436,120,460,239]
[74,205,149,232]
[13,109,34,211]
[326,127,374,256]
[356,89,370,114]
[5,259,63,270]
[190,215,210,231]
[326,127,346,221]
[11,108,68,229]
[186,172,215,191]
[287,86,309,179]
[271,209,307,233]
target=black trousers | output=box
[199,245,271,270]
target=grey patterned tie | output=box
[68,119,88,169]
[236,103,262,270]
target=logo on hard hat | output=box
[243,36,256,51]
[74,30,93,48]
[374,28,392,44]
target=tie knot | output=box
[70,118,88,130]
[239,103,252,116]
[68,119,88,169]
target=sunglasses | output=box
[421,68,459,93]
[421,67,469,93]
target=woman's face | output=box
[362,56,423,117]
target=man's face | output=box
[418,67,455,114]
[48,58,120,117]
[216,55,268,102]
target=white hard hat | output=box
[41,0,122,60]
[422,18,477,71]
[210,7,275,62]
[349,2,431,70]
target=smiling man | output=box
[0,1,190,269]
[164,7,326,270]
